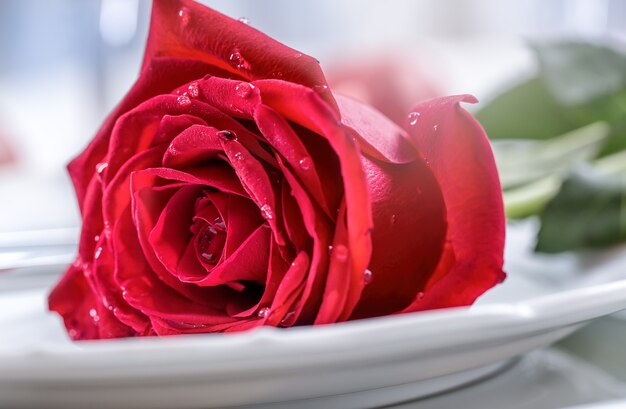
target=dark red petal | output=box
[315,202,364,324]
[68,58,217,209]
[351,155,447,319]
[151,114,207,146]
[265,250,310,326]
[402,95,505,311]
[145,0,337,110]
[148,185,203,278]
[254,104,332,217]
[48,264,101,340]
[255,80,373,292]
[220,138,285,245]
[184,224,270,286]
[114,207,242,326]
[277,158,332,324]
[90,236,151,334]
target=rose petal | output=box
[336,94,417,164]
[254,103,332,217]
[145,0,337,110]
[48,264,101,340]
[401,95,506,311]
[220,137,285,245]
[350,155,447,319]
[255,80,373,305]
[69,58,218,208]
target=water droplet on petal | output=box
[68,329,78,338]
[201,252,215,262]
[332,244,349,262]
[229,48,250,70]
[187,82,199,98]
[217,130,237,141]
[177,94,191,106]
[260,204,273,220]
[178,7,190,27]
[417,292,425,300]
[258,307,270,318]
[198,226,220,264]
[327,245,333,255]
[168,143,177,155]
[234,152,244,161]
[433,124,439,132]
[89,308,100,323]
[364,269,373,285]
[313,84,328,93]
[96,161,108,174]
[213,216,226,229]
[94,247,103,260]
[280,311,296,325]
[294,53,303,58]
[235,82,254,98]
[298,156,312,171]
[390,214,397,224]
[408,112,421,126]
[238,17,250,24]
[94,234,100,242]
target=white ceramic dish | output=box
[1,220,626,409]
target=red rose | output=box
[49,0,505,340]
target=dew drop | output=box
[201,252,215,262]
[332,244,349,262]
[187,82,199,98]
[294,53,303,58]
[408,112,421,126]
[229,48,250,70]
[177,94,191,106]
[217,130,237,141]
[417,292,425,300]
[178,7,190,27]
[89,308,100,323]
[198,226,219,264]
[68,329,78,338]
[94,247,103,260]
[260,204,273,220]
[213,216,226,229]
[390,214,397,224]
[433,124,439,132]
[238,17,250,24]
[298,156,312,171]
[235,82,254,98]
[234,151,244,161]
[94,234,100,242]
[313,84,328,93]
[363,269,373,285]
[96,161,108,176]
[168,143,177,155]
[280,311,295,325]
[257,307,270,318]
[327,245,333,255]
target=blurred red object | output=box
[327,53,442,126]
[0,129,16,166]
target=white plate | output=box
[1,220,626,409]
